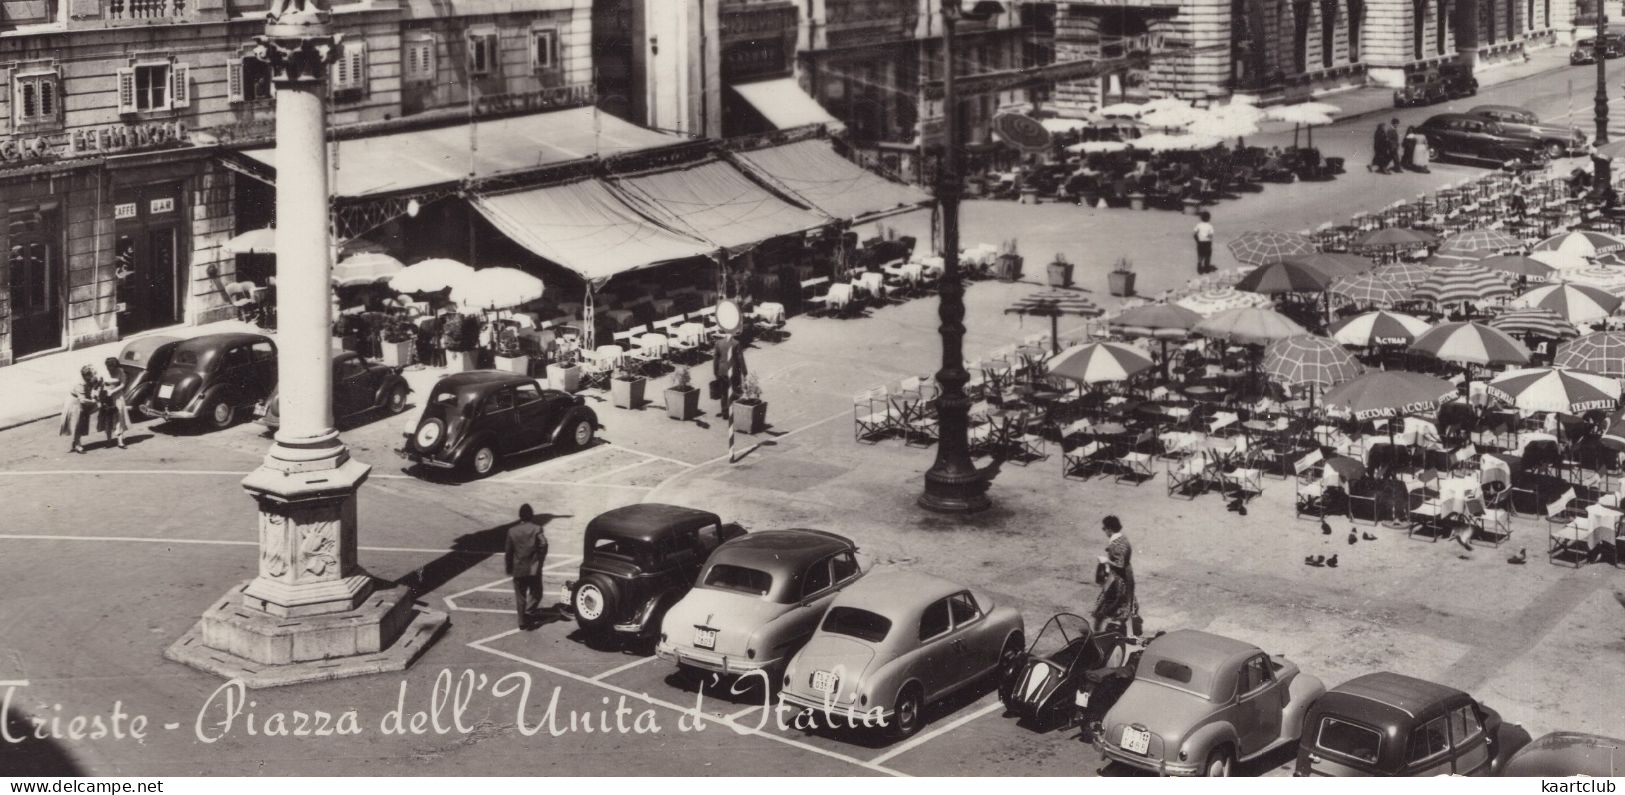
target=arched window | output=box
[1348,0,1364,61]
[1413,0,1427,59]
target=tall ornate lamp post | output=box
[1599,0,1611,145]
[168,0,445,687]
[920,0,1004,514]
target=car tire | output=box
[463,443,499,479]
[572,575,619,633]
[385,384,410,415]
[890,683,925,741]
[564,415,595,451]
[413,415,447,455]
[1428,144,1444,163]
[1204,746,1234,777]
[1546,141,1567,160]
[201,395,237,430]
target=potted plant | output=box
[380,316,417,368]
[1046,253,1074,288]
[731,373,767,434]
[663,365,700,421]
[493,324,529,374]
[1108,257,1137,297]
[548,343,581,392]
[610,365,646,409]
[442,313,479,372]
[994,239,1023,282]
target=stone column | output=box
[167,0,446,688]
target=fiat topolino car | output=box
[1295,671,1506,776]
[401,371,597,479]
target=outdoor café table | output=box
[652,298,676,316]
[1089,421,1128,438]
[855,272,885,297]
[1436,477,1483,517]
[755,302,786,324]
[1481,454,1512,489]
[1160,431,1200,457]
[1184,385,1224,403]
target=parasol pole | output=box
[1052,312,1061,355]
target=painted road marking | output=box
[867,699,1003,767]
[467,629,905,777]
[728,704,763,721]
[0,533,488,556]
[442,556,582,613]
[495,443,619,483]
[590,654,659,681]
[648,405,851,499]
[602,444,696,469]
[579,457,656,483]
[475,479,653,490]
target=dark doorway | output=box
[1349,0,1365,61]
[7,208,62,358]
[1293,0,1312,71]
[114,183,187,335]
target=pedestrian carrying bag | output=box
[709,378,724,400]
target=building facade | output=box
[0,0,595,366]
[589,0,720,139]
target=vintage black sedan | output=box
[400,371,597,478]
[1295,671,1505,776]
[112,334,182,419]
[1416,113,1548,167]
[143,332,277,429]
[1468,105,1587,159]
[256,351,410,429]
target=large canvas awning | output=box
[609,159,831,253]
[731,140,932,222]
[470,179,717,285]
[239,106,682,199]
[729,78,843,131]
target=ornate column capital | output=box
[255,0,342,84]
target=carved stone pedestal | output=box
[165,459,448,688]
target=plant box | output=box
[611,376,646,409]
[1108,270,1137,297]
[341,334,364,353]
[450,349,480,372]
[380,340,413,368]
[665,386,700,421]
[496,354,530,375]
[1046,261,1074,288]
[1128,193,1147,211]
[548,362,581,393]
[732,400,767,434]
[995,253,1023,282]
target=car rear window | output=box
[1152,659,1193,683]
[822,607,890,643]
[1317,716,1383,764]
[703,564,773,597]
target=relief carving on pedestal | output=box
[299,518,340,581]
[259,511,290,579]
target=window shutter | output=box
[227,60,244,102]
[348,44,366,93]
[9,68,19,127]
[116,67,136,113]
[171,62,190,107]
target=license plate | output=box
[158,384,174,399]
[812,670,837,694]
[693,628,716,650]
[255,402,268,417]
[1074,690,1091,708]
[1121,726,1151,755]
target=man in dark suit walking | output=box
[713,332,748,419]
[505,503,547,630]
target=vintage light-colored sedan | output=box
[778,571,1024,740]
[1095,629,1325,776]
[655,529,863,681]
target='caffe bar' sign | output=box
[0,121,191,165]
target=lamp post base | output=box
[919,469,992,514]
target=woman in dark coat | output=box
[1091,515,1140,634]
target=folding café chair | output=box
[1167,453,1210,499]
[1062,440,1111,480]
[853,387,895,443]
[1407,490,1446,541]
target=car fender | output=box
[550,406,599,445]
[373,374,410,409]
[1282,672,1326,741]
[1181,720,1241,764]
[198,383,238,412]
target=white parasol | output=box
[390,258,474,294]
[453,267,546,311]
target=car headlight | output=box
[1179,749,1188,761]
[746,647,756,659]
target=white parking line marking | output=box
[728,704,763,721]
[579,458,656,483]
[602,444,696,469]
[446,607,514,615]
[648,406,851,500]
[0,533,484,555]
[0,680,30,687]
[495,443,619,482]
[0,469,251,476]
[467,631,903,777]
[590,655,659,681]
[445,577,514,604]
[867,699,1003,767]
[482,479,653,490]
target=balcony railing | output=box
[105,0,192,21]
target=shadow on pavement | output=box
[398,512,571,599]
[1,707,85,775]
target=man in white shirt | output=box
[1193,211,1215,274]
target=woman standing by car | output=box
[98,356,130,449]
[1091,515,1139,634]
[58,365,100,454]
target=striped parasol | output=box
[1554,331,1625,376]
[1410,321,1532,366]
[1280,252,1377,279]
[1489,308,1580,339]
[1532,230,1625,258]
[1485,367,1621,414]
[1005,288,1104,353]
[1558,265,1625,294]
[1357,227,1437,249]
[1047,342,1154,384]
[1438,228,1524,258]
[1510,282,1621,323]
[1327,271,1410,308]
[1476,254,1557,280]
[1174,286,1273,317]
[1412,265,1514,305]
[1235,259,1338,294]
[1321,370,1459,420]
[1328,310,1433,346]
[1195,306,1308,345]
[1530,250,1591,274]
[1227,230,1317,265]
[1263,335,1364,389]
[1110,303,1204,339]
[1375,261,1432,290]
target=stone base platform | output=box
[165,579,449,688]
